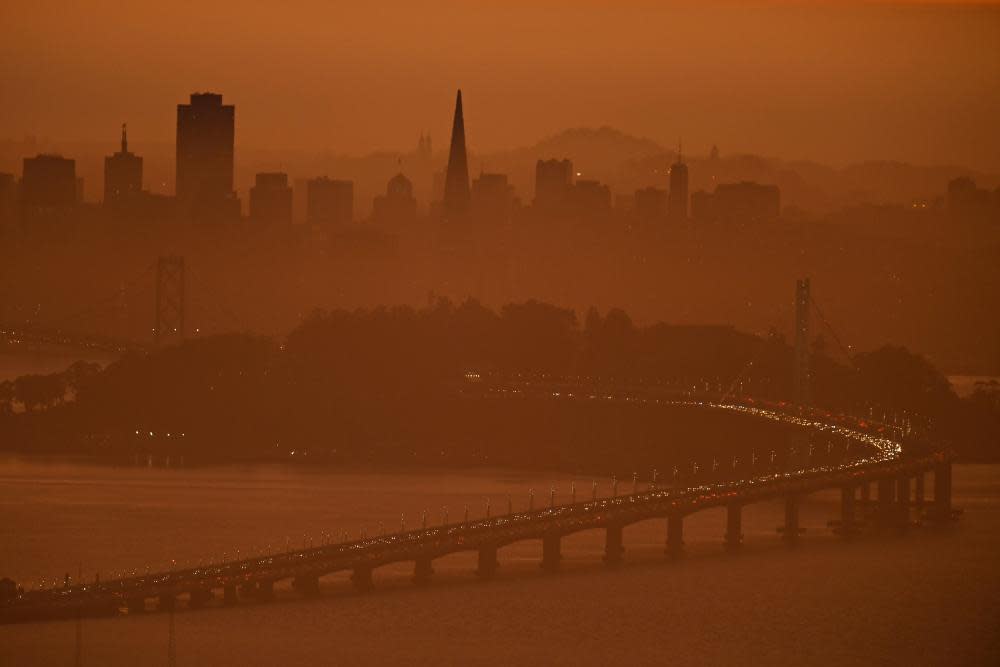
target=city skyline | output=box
[2,2,998,172]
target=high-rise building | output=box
[373,172,417,225]
[634,186,668,222]
[21,154,76,210]
[534,159,573,209]
[947,176,996,223]
[668,144,688,221]
[249,172,293,224]
[0,173,17,233]
[691,181,780,223]
[471,172,515,224]
[569,179,612,213]
[103,123,143,206]
[176,92,237,220]
[442,90,470,221]
[307,177,353,225]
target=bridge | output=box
[0,393,959,625]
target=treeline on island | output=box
[1,299,997,467]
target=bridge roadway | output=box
[0,397,958,624]
[0,326,146,356]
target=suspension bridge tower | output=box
[793,277,811,406]
[155,256,185,346]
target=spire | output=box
[121,123,128,154]
[443,89,470,220]
[677,138,683,164]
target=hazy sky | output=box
[1,1,998,170]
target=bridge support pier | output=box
[666,514,684,559]
[780,496,803,545]
[255,580,275,602]
[476,544,499,579]
[877,478,896,532]
[158,594,175,611]
[413,558,434,585]
[860,482,871,521]
[914,473,925,511]
[724,503,742,551]
[188,589,213,609]
[292,575,320,597]
[541,534,561,572]
[126,597,146,614]
[896,475,911,532]
[604,524,624,566]
[223,585,238,606]
[352,566,373,592]
[836,485,859,536]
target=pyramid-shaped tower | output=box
[442,90,470,221]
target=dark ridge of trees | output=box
[0,299,996,465]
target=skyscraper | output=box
[534,159,573,210]
[442,90,470,221]
[176,92,237,220]
[307,177,354,225]
[249,172,293,225]
[471,172,515,224]
[103,123,142,206]
[668,143,688,221]
[634,186,668,222]
[21,154,76,210]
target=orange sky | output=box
[1,1,998,170]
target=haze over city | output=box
[0,1,998,665]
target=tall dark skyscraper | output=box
[176,92,236,219]
[442,90,470,221]
[668,143,689,221]
[103,124,142,206]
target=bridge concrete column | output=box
[292,575,320,597]
[780,496,803,544]
[158,594,176,611]
[188,588,213,609]
[540,534,561,572]
[255,580,275,602]
[476,544,499,579]
[351,566,373,592]
[914,472,925,510]
[930,461,953,522]
[666,513,684,559]
[724,503,742,551]
[413,557,434,585]
[238,582,257,598]
[877,478,896,531]
[896,475,911,532]
[223,585,238,606]
[603,524,624,566]
[838,485,858,535]
[126,597,146,614]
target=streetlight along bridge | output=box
[0,395,958,625]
